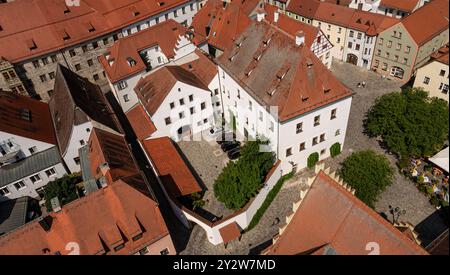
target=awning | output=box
[429,147,449,173]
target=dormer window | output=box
[301,96,309,102]
[0,24,3,32]
[64,7,71,14]
[88,23,96,33]
[127,58,136,67]
[62,31,71,41]
[27,39,38,51]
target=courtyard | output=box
[178,60,448,254]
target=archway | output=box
[346,54,358,65]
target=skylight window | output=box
[62,30,71,41]
[127,57,137,67]
[27,39,38,51]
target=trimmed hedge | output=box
[330,142,341,157]
[246,173,293,232]
[307,152,319,169]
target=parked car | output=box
[221,141,240,152]
[227,147,241,160]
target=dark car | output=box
[227,147,241,160]
[221,141,240,152]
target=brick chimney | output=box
[256,8,266,22]
[274,11,279,23]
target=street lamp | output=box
[388,205,406,224]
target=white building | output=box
[49,65,122,173]
[126,50,219,142]
[215,21,353,174]
[348,0,428,18]
[413,44,449,102]
[0,91,67,202]
[100,20,208,113]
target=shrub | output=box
[330,142,341,157]
[338,150,394,208]
[307,152,319,169]
[44,173,82,211]
[214,139,275,210]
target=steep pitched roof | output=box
[142,137,202,197]
[264,4,320,48]
[135,65,210,116]
[0,90,57,145]
[49,65,121,155]
[0,179,170,255]
[380,0,421,12]
[400,0,449,46]
[191,0,260,51]
[99,19,206,83]
[217,21,353,122]
[286,0,321,18]
[0,0,192,62]
[265,171,428,255]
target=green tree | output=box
[338,150,394,208]
[330,142,341,157]
[213,139,275,210]
[44,173,82,211]
[365,87,449,158]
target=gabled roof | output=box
[265,171,428,255]
[286,0,321,18]
[191,0,260,51]
[0,90,57,145]
[0,0,192,62]
[264,4,320,48]
[0,197,36,236]
[0,147,63,188]
[142,137,202,197]
[99,19,206,83]
[49,65,121,155]
[135,65,210,116]
[217,21,353,122]
[400,0,449,46]
[0,179,170,255]
[380,0,421,12]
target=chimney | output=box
[38,215,53,232]
[274,11,279,23]
[256,8,266,22]
[50,197,61,213]
[295,31,305,46]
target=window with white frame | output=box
[30,174,42,183]
[13,181,26,191]
[0,186,11,196]
[117,81,128,90]
[423,77,430,84]
[296,122,303,134]
[45,168,57,177]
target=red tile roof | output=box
[191,0,260,51]
[217,21,353,122]
[99,19,206,83]
[0,179,170,255]
[0,0,193,63]
[400,0,449,46]
[88,128,142,186]
[142,137,202,197]
[380,0,421,12]
[430,44,449,65]
[219,222,241,244]
[135,65,210,116]
[265,171,428,255]
[286,0,321,18]
[179,49,219,87]
[264,4,320,48]
[126,104,157,141]
[0,90,57,145]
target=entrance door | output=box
[346,54,358,65]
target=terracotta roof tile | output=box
[430,44,449,65]
[265,171,428,255]
[135,65,210,116]
[126,104,157,141]
[400,0,449,46]
[0,179,170,255]
[99,20,206,83]
[0,90,57,145]
[219,222,241,244]
[380,0,421,12]
[217,21,353,122]
[0,0,193,62]
[142,137,202,197]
